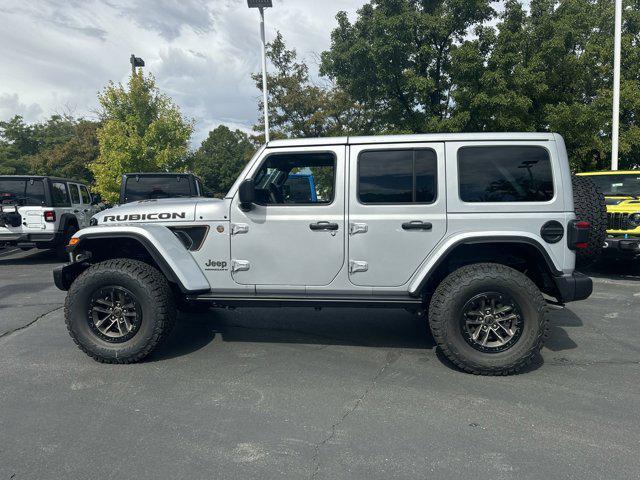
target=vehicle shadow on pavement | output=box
[545,307,581,352]
[583,258,640,281]
[0,248,62,265]
[151,307,435,362]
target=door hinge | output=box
[349,260,369,273]
[349,222,368,235]
[231,259,251,272]
[231,223,249,235]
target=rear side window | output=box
[70,185,81,204]
[458,146,554,202]
[80,185,91,204]
[51,182,71,207]
[358,149,437,204]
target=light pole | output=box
[130,54,145,75]
[611,0,622,170]
[247,0,272,143]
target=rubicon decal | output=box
[102,212,187,222]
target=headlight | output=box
[628,213,640,228]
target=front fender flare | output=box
[66,224,210,294]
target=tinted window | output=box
[582,173,640,197]
[253,152,335,205]
[70,184,81,204]
[80,185,91,204]
[458,146,554,202]
[124,176,193,203]
[358,149,437,204]
[0,179,46,206]
[51,182,70,206]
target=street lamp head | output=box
[247,0,272,8]
[130,55,145,68]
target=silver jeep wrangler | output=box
[54,133,593,375]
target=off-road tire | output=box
[55,225,78,261]
[428,263,549,376]
[572,175,607,267]
[65,258,176,363]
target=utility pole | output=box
[247,1,273,143]
[611,0,622,170]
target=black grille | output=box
[607,212,631,230]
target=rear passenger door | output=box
[348,143,447,287]
[68,183,86,227]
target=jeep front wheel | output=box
[65,259,176,363]
[428,263,549,375]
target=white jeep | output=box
[0,176,100,259]
[54,133,596,375]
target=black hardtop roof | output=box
[0,175,89,185]
[123,172,198,177]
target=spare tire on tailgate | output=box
[572,175,607,267]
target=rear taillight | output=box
[568,220,590,250]
[44,211,56,222]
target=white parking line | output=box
[0,247,21,257]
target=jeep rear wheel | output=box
[428,263,549,375]
[65,259,176,363]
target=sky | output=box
[0,0,364,145]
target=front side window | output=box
[70,184,81,204]
[51,182,70,207]
[253,152,335,205]
[358,149,437,204]
[458,146,554,202]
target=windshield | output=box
[582,173,640,197]
[0,178,46,206]
[124,176,193,202]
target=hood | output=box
[606,198,640,213]
[93,197,200,225]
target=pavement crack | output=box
[310,351,401,479]
[0,305,63,340]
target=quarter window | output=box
[70,185,81,204]
[358,149,437,204]
[458,146,554,202]
[80,185,91,204]
[51,182,70,207]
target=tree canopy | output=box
[0,115,98,182]
[89,71,194,202]
[190,125,256,197]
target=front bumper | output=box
[0,232,62,248]
[552,271,593,303]
[603,236,640,256]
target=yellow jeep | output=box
[577,171,640,258]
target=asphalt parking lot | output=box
[1,248,639,480]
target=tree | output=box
[191,125,255,197]
[90,71,193,202]
[320,0,495,133]
[252,32,373,139]
[0,115,99,182]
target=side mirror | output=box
[238,178,255,211]
[92,193,102,205]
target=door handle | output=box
[310,221,339,231]
[402,221,432,231]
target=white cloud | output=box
[0,0,364,145]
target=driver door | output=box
[230,146,345,288]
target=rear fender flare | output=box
[408,233,564,297]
